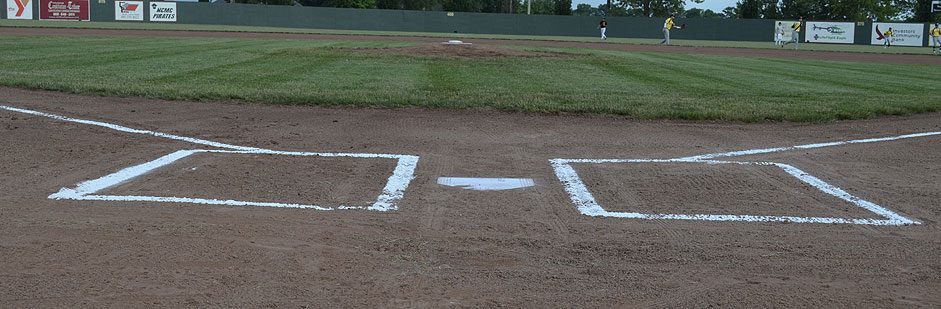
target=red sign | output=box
[39,0,89,21]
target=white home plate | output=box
[438,177,534,191]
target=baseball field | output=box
[1,21,940,307]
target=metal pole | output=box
[527,0,531,15]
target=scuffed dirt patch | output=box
[351,43,571,58]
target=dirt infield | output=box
[2,87,940,307]
[2,27,939,65]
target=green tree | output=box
[896,0,940,22]
[442,0,481,11]
[376,0,439,10]
[554,0,572,15]
[526,0,555,14]
[683,7,724,18]
[573,3,602,16]
[616,0,687,18]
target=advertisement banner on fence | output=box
[871,23,924,47]
[773,20,798,43]
[6,0,33,19]
[114,0,142,21]
[39,0,89,21]
[805,21,855,44]
[149,1,175,22]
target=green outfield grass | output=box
[1,19,937,55]
[0,34,938,122]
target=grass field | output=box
[2,19,936,55]
[1,33,939,122]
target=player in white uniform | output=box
[598,18,607,40]
[775,22,784,46]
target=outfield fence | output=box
[3,0,936,46]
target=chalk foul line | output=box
[1,105,418,211]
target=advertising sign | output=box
[39,0,89,21]
[871,23,924,47]
[114,0,142,21]
[6,0,33,19]
[805,21,855,44]
[774,20,798,43]
[149,1,175,22]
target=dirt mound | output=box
[353,43,569,58]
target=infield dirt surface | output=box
[2,28,941,307]
[2,86,940,307]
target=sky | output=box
[571,0,738,13]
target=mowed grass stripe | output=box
[1,34,939,122]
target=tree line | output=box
[227,0,941,23]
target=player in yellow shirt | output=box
[658,14,681,45]
[931,23,941,55]
[781,16,802,50]
[883,27,893,48]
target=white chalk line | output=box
[678,131,941,161]
[550,156,924,226]
[1,105,418,211]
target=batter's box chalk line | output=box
[0,104,419,211]
[48,149,420,211]
[550,158,921,226]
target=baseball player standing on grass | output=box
[930,23,941,55]
[658,14,680,45]
[598,17,607,40]
[781,17,802,50]
[775,22,784,46]
[883,27,893,48]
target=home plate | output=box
[438,177,534,191]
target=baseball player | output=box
[775,22,784,46]
[781,17,802,50]
[598,18,607,40]
[658,14,680,45]
[931,23,941,55]
[883,27,893,48]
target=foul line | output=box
[677,131,941,161]
[1,104,419,211]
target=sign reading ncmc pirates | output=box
[149,1,176,22]
[39,0,89,21]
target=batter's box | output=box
[550,158,920,226]
[49,149,419,211]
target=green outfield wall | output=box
[12,0,933,45]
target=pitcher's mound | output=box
[354,43,570,58]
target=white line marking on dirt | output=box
[678,131,941,161]
[437,177,535,191]
[550,158,921,226]
[0,105,260,151]
[0,105,419,211]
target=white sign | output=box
[6,0,33,19]
[114,0,142,21]
[805,21,856,44]
[774,20,798,43]
[149,1,175,22]
[871,23,924,47]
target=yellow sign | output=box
[447,12,454,16]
